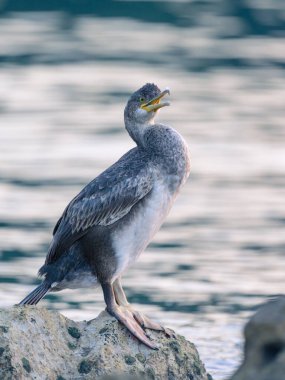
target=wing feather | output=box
[45,149,154,264]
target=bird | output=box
[19,83,191,349]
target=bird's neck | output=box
[125,120,153,148]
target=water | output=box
[1,6,285,379]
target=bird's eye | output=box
[140,97,145,103]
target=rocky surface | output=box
[0,306,211,380]
[231,297,285,380]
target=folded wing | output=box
[45,150,154,264]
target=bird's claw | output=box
[162,327,176,338]
[129,307,173,338]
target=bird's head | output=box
[124,83,170,145]
[125,83,170,125]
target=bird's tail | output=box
[18,281,51,306]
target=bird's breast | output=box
[111,181,173,278]
[147,126,190,192]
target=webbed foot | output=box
[106,305,158,349]
[112,277,175,340]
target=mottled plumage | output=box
[19,83,190,349]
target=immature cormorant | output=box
[19,83,191,348]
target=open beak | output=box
[141,88,170,112]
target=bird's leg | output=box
[101,282,157,349]
[113,277,174,337]
[113,277,129,307]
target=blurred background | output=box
[0,1,285,378]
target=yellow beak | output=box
[140,88,170,112]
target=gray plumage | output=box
[19,83,190,310]
[45,149,153,264]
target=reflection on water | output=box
[0,7,285,379]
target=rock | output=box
[231,297,285,380]
[0,306,211,380]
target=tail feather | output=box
[19,282,51,306]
